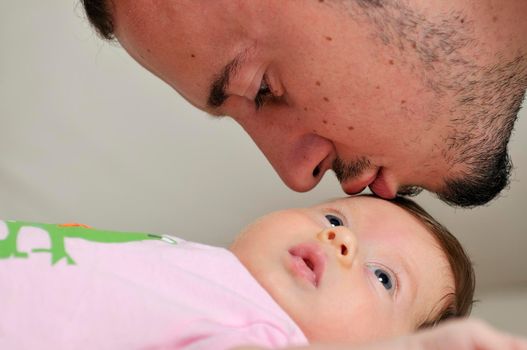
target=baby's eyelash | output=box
[367,262,401,298]
[320,207,349,227]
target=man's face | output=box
[112,0,523,205]
[230,196,453,344]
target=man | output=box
[82,0,526,207]
[78,1,527,349]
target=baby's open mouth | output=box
[288,243,326,287]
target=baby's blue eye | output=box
[325,214,343,227]
[374,268,393,291]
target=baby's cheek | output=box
[302,299,399,344]
[296,306,358,344]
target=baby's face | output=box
[230,196,454,345]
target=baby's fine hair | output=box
[389,196,475,328]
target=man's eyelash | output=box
[254,76,274,110]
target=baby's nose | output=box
[317,227,357,268]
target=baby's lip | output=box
[288,243,327,287]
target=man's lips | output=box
[288,243,326,287]
[341,167,396,198]
[368,167,395,198]
[341,169,378,195]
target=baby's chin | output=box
[228,229,250,252]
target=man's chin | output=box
[438,175,510,207]
[396,186,423,197]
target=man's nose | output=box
[232,105,336,192]
[274,134,335,192]
[317,227,357,268]
[248,130,335,192]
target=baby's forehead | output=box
[318,195,396,208]
[316,196,414,221]
[336,197,451,262]
[315,196,440,249]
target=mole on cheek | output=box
[401,100,406,104]
[304,107,308,112]
[388,59,394,65]
[316,81,321,86]
[375,85,381,90]
[323,120,328,125]
[191,53,196,58]
[323,97,330,102]
[325,36,333,41]
[492,16,498,22]
[348,126,355,131]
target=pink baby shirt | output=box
[0,220,308,350]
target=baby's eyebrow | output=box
[393,252,417,303]
[388,252,418,301]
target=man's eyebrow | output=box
[207,50,248,110]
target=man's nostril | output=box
[341,244,348,256]
[312,165,321,177]
[328,232,335,240]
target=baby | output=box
[0,196,474,349]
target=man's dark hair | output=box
[81,0,115,40]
